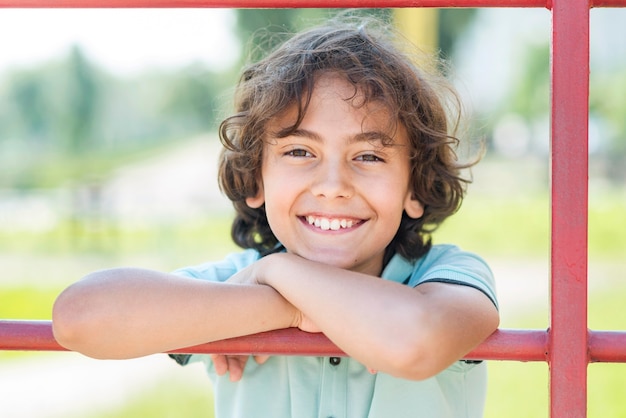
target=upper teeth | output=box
[306,216,354,231]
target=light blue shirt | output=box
[172,245,497,418]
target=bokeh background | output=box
[0,8,625,417]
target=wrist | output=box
[256,252,288,286]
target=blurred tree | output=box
[6,69,52,144]
[507,43,550,120]
[234,9,392,63]
[438,9,479,59]
[590,71,626,183]
[64,45,100,155]
[160,64,228,133]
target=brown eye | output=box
[356,154,384,163]
[286,148,311,158]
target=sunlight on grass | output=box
[67,365,215,418]
[0,287,61,319]
[484,281,626,417]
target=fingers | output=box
[227,355,249,382]
[210,354,259,382]
[210,354,229,376]
[254,355,270,364]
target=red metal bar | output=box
[1,0,624,7]
[591,0,626,5]
[0,320,551,360]
[0,0,552,7]
[3,320,626,363]
[465,329,549,362]
[549,0,590,415]
[175,328,552,361]
[588,331,626,363]
[0,320,63,352]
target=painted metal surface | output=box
[1,321,624,365]
[0,321,555,361]
[1,0,550,8]
[0,0,621,8]
[549,0,590,415]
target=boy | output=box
[53,19,499,417]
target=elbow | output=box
[382,340,442,381]
[386,310,500,381]
[52,284,90,352]
[52,278,110,358]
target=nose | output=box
[310,158,354,199]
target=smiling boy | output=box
[53,20,499,418]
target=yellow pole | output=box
[393,8,439,54]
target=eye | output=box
[355,153,384,163]
[285,148,312,158]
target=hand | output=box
[210,354,270,382]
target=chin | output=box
[304,251,369,272]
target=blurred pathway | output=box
[0,352,209,418]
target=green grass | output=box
[483,280,626,418]
[0,214,237,261]
[0,287,61,319]
[69,374,215,418]
[436,191,626,259]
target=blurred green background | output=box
[1,7,625,418]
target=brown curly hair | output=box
[218,18,477,262]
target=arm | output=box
[254,253,499,380]
[52,267,297,360]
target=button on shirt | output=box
[171,245,498,418]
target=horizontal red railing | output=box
[0,320,624,364]
[0,0,623,8]
[1,0,549,8]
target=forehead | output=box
[270,72,403,141]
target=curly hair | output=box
[218,18,477,262]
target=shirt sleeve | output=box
[409,245,498,310]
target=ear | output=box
[245,183,265,209]
[403,192,424,219]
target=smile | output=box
[304,216,361,231]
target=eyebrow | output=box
[273,127,397,146]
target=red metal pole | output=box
[549,0,590,416]
[0,320,64,352]
[0,320,554,361]
[0,0,550,8]
[3,0,623,7]
[588,331,626,363]
[3,321,626,363]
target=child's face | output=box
[246,73,424,276]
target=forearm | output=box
[259,254,424,372]
[259,253,498,379]
[52,267,296,359]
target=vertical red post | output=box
[549,0,590,416]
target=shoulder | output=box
[172,249,262,282]
[420,244,492,271]
[405,244,498,308]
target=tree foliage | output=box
[0,45,228,188]
[234,9,392,63]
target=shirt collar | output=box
[381,253,415,284]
